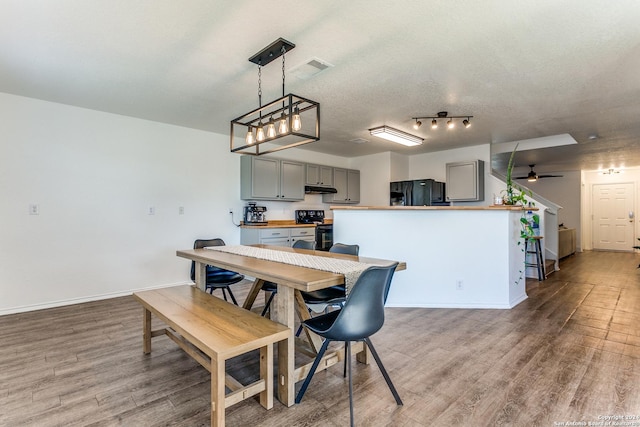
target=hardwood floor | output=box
[1,251,639,426]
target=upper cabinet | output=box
[445,160,484,202]
[323,168,360,204]
[305,164,334,187]
[241,156,305,201]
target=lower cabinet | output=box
[241,227,316,247]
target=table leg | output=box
[242,278,264,311]
[142,307,151,354]
[195,261,206,292]
[294,290,324,353]
[272,284,295,407]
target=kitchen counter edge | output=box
[330,205,538,211]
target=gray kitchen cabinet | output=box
[241,156,305,201]
[305,164,334,187]
[241,227,315,247]
[323,168,360,204]
[445,160,484,202]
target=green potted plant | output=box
[502,144,538,239]
[502,143,531,206]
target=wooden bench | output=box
[133,285,290,427]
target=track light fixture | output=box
[230,38,320,155]
[411,111,473,131]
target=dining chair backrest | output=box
[292,240,316,250]
[190,238,226,281]
[321,263,398,341]
[329,243,359,256]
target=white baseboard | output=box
[0,281,192,316]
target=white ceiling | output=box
[2,1,640,175]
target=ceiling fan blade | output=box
[514,174,563,179]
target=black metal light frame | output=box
[230,38,321,156]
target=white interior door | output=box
[592,183,635,251]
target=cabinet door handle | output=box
[272,232,281,235]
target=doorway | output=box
[591,183,636,251]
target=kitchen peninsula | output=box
[332,205,529,309]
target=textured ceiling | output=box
[2,1,640,174]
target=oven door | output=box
[315,224,333,251]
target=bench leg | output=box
[211,356,225,427]
[260,344,274,409]
[143,307,151,354]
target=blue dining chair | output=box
[190,238,244,305]
[295,263,402,426]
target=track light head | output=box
[413,120,422,130]
[447,118,454,129]
[431,119,438,129]
[463,118,471,128]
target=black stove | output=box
[295,210,325,224]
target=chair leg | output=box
[343,345,348,378]
[346,341,355,427]
[227,287,238,305]
[363,337,403,406]
[220,288,229,302]
[295,338,331,404]
[261,292,276,317]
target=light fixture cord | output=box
[258,62,262,108]
[281,46,286,97]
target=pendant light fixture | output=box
[230,38,320,155]
[411,111,473,131]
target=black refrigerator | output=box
[390,179,448,206]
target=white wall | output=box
[0,93,345,314]
[350,152,392,206]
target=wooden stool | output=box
[525,236,545,281]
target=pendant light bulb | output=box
[246,126,255,145]
[292,106,302,131]
[278,111,288,134]
[431,119,438,129]
[256,122,265,142]
[447,118,454,129]
[266,116,276,139]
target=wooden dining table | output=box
[176,244,405,407]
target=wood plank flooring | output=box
[1,250,640,426]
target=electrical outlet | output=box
[229,208,233,214]
[148,206,155,215]
[178,206,184,215]
[456,280,464,290]
[29,204,40,215]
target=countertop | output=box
[330,205,538,211]
[240,219,333,229]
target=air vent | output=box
[349,138,369,144]
[289,57,333,80]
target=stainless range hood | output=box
[304,185,338,194]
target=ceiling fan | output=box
[515,164,563,182]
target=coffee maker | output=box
[243,202,267,225]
